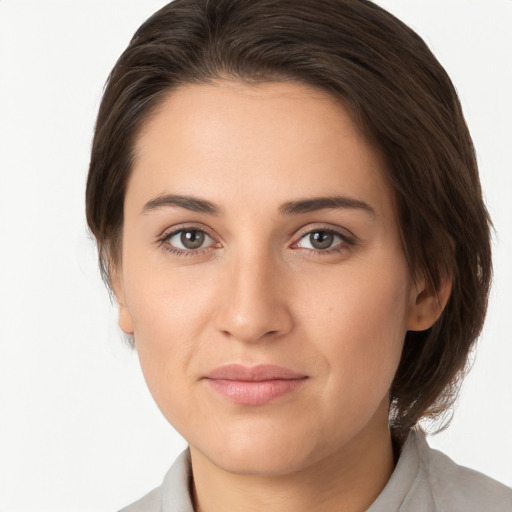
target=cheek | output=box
[302,256,411,403]
[120,249,219,401]
[122,230,217,338]
[125,277,214,430]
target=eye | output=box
[166,229,214,251]
[295,229,346,251]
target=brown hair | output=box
[86,0,492,440]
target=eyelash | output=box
[156,225,356,257]
[156,225,218,258]
[292,227,355,256]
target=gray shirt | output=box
[119,430,512,511]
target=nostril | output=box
[213,265,294,342]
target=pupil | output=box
[310,231,333,249]
[181,230,205,249]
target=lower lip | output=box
[205,378,307,405]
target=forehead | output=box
[129,80,393,218]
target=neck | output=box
[189,410,395,512]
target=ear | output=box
[407,272,452,332]
[110,263,134,335]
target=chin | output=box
[213,446,310,477]
[193,424,324,477]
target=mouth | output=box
[203,364,308,405]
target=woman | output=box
[86,0,512,510]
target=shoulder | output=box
[417,432,512,512]
[118,487,161,512]
[117,448,194,512]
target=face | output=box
[114,81,429,476]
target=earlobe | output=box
[118,305,134,335]
[407,273,452,332]
[110,265,134,335]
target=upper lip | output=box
[205,364,307,381]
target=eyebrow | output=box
[141,194,222,215]
[141,193,375,217]
[279,196,376,216]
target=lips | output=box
[203,364,308,405]
[205,364,307,381]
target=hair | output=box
[86,0,492,441]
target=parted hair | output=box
[86,0,492,440]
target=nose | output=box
[214,250,293,344]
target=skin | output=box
[113,81,449,512]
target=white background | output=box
[0,1,511,511]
